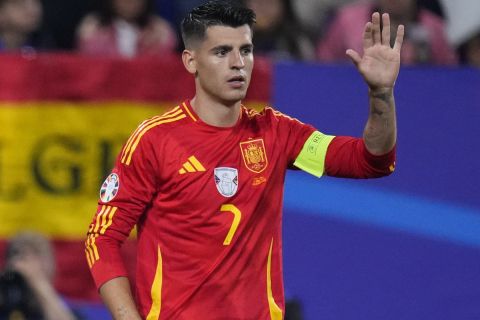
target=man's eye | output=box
[242,48,252,55]
[216,50,227,56]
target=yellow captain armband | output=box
[293,131,335,178]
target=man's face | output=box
[188,25,254,105]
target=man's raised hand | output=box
[346,12,405,91]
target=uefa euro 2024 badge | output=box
[214,167,238,198]
[100,173,120,203]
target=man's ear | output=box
[182,49,197,75]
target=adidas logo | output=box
[179,156,206,174]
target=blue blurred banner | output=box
[275,63,480,320]
[276,63,480,208]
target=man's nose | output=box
[230,50,245,69]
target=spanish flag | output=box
[0,53,271,301]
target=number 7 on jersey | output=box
[220,204,241,245]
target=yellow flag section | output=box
[0,101,171,239]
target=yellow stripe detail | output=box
[124,114,187,165]
[100,207,117,234]
[182,102,197,122]
[183,162,196,173]
[85,237,96,266]
[86,205,117,266]
[90,235,99,260]
[86,236,96,261]
[93,206,107,233]
[389,162,396,172]
[100,207,109,231]
[85,249,93,268]
[121,118,159,163]
[179,168,186,174]
[293,131,335,178]
[146,246,163,320]
[269,107,300,121]
[188,156,205,171]
[161,106,182,118]
[267,238,283,320]
[121,107,182,163]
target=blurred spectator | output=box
[317,0,457,65]
[0,0,54,52]
[285,298,304,320]
[440,0,480,63]
[42,0,94,50]
[294,0,444,44]
[246,0,314,61]
[76,0,177,58]
[0,231,78,319]
[418,0,444,18]
[293,0,355,43]
[457,30,480,68]
[162,0,204,30]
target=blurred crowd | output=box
[0,0,478,66]
[0,232,81,319]
[0,0,476,63]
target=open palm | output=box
[346,12,405,90]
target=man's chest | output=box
[165,130,280,197]
[146,127,287,249]
[144,123,288,213]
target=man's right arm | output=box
[100,277,142,320]
[86,130,160,319]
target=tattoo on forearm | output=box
[116,306,129,320]
[370,91,391,104]
[370,90,394,116]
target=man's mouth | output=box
[227,76,246,88]
[228,75,245,82]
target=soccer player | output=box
[85,1,404,319]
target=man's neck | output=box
[190,95,242,128]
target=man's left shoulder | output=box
[242,104,284,120]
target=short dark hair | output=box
[181,0,256,49]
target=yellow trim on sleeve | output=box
[85,249,93,268]
[100,207,117,234]
[293,131,335,178]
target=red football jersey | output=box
[85,100,394,319]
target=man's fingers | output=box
[363,22,374,49]
[382,13,391,46]
[393,24,405,52]
[372,12,381,44]
[346,49,361,67]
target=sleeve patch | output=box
[100,173,120,203]
[293,131,335,178]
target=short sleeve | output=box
[268,108,317,166]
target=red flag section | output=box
[0,53,272,301]
[0,53,270,102]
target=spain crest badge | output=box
[240,138,268,173]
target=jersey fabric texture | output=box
[86,100,395,320]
